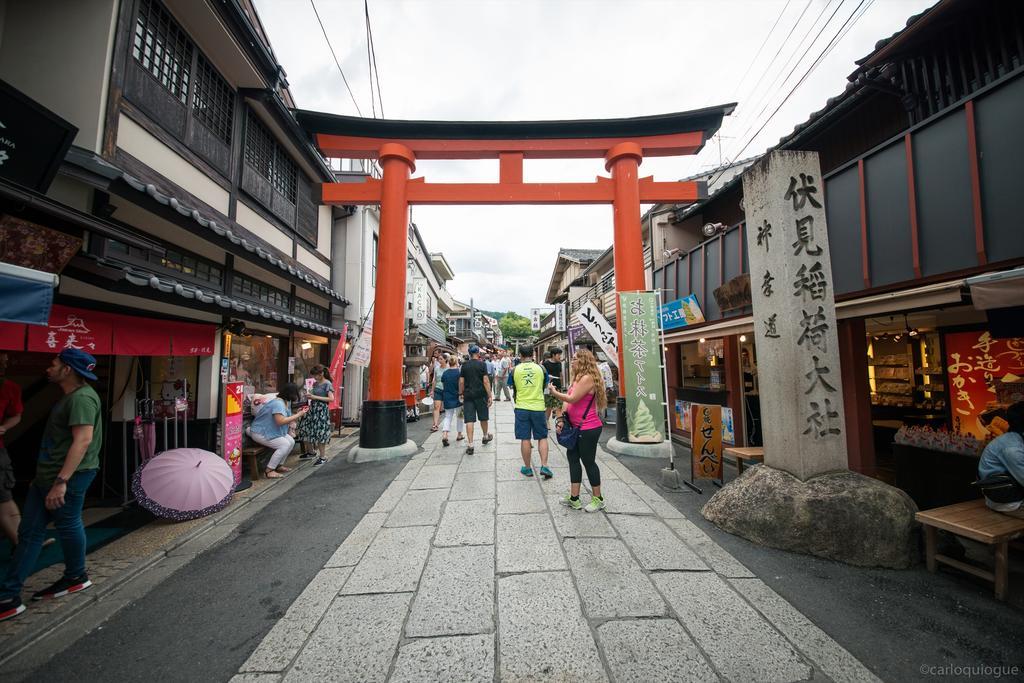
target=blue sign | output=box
[660,294,705,331]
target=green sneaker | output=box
[584,495,606,513]
[560,494,582,510]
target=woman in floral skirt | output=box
[297,365,334,465]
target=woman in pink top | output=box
[548,349,607,512]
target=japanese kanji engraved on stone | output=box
[741,150,847,480]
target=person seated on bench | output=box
[247,383,308,479]
[977,401,1024,518]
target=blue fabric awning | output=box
[0,262,58,325]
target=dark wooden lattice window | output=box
[193,54,233,145]
[132,0,192,105]
[293,299,330,324]
[273,147,298,203]
[244,114,276,182]
[232,275,290,310]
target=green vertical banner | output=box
[619,291,667,443]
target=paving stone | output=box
[600,456,646,485]
[629,482,686,518]
[369,477,412,514]
[596,480,654,514]
[457,453,496,473]
[324,512,386,567]
[406,545,494,637]
[596,619,718,683]
[496,513,565,573]
[450,470,496,500]
[609,514,708,571]
[384,488,449,527]
[653,572,811,682]
[410,464,458,490]
[284,592,410,682]
[496,463,531,481]
[547,495,617,538]
[564,538,666,618]
[496,479,547,514]
[497,572,607,682]
[496,446,525,460]
[390,634,494,683]
[240,567,353,673]
[230,674,281,683]
[426,448,464,466]
[341,526,433,594]
[663,517,755,578]
[395,459,425,481]
[731,578,882,683]
[435,499,495,546]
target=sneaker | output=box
[466,446,475,455]
[32,574,92,601]
[539,466,553,480]
[520,466,534,477]
[0,596,24,622]
[313,456,327,466]
[584,496,606,513]
[442,438,450,447]
[560,494,582,510]
[482,434,493,445]
[299,452,317,460]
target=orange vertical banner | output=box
[691,403,723,480]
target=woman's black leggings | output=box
[567,427,602,486]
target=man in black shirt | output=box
[543,348,564,424]
[459,345,493,455]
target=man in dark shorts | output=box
[459,345,493,455]
[543,348,565,425]
[0,353,24,552]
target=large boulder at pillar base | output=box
[701,465,919,569]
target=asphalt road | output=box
[605,430,1024,682]
[20,419,435,683]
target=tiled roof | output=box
[557,248,605,263]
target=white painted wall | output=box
[297,245,330,280]
[234,200,292,254]
[117,114,231,215]
[0,0,117,153]
[317,205,332,259]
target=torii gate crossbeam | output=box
[296,105,736,454]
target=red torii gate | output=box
[296,105,735,453]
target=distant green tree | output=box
[499,311,533,340]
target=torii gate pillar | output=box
[606,142,646,440]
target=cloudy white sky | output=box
[254,0,936,315]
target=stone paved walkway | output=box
[233,403,881,683]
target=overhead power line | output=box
[732,0,797,96]
[310,0,364,117]
[365,0,385,118]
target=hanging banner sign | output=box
[348,314,373,367]
[328,323,349,410]
[223,382,244,486]
[567,324,585,359]
[413,279,428,325]
[530,308,541,331]
[660,294,705,331]
[691,403,723,480]
[619,292,665,443]
[578,300,618,368]
[26,304,113,354]
[555,303,567,332]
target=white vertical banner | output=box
[530,308,541,331]
[348,313,374,367]
[555,303,567,332]
[413,278,428,325]
[448,320,456,335]
[577,300,618,367]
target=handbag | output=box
[556,393,596,449]
[973,473,1024,505]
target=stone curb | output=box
[0,435,358,666]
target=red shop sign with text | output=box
[945,331,1024,440]
[26,305,113,355]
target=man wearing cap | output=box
[0,349,103,622]
[459,345,493,455]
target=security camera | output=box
[702,222,726,238]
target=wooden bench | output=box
[241,445,265,481]
[724,446,764,476]
[916,499,1024,601]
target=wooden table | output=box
[916,499,1024,600]
[724,446,764,476]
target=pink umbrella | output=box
[131,448,235,521]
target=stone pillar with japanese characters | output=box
[742,150,847,480]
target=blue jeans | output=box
[0,469,97,599]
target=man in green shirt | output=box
[508,345,552,479]
[0,349,102,622]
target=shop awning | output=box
[835,279,964,319]
[0,261,58,325]
[663,315,753,343]
[966,267,1024,310]
[9,304,215,356]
